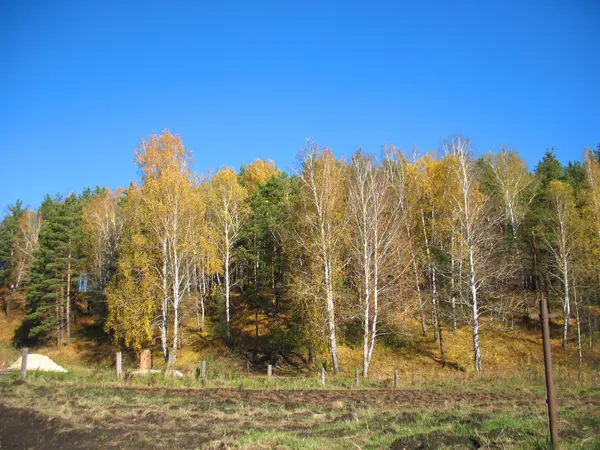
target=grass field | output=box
[0,369,599,449]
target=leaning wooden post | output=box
[267,364,273,380]
[320,367,326,386]
[540,292,559,448]
[20,348,28,379]
[115,351,122,379]
[394,369,398,389]
[201,360,207,385]
[354,368,359,387]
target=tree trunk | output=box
[562,260,570,351]
[170,291,179,367]
[450,234,457,333]
[66,249,72,345]
[574,290,583,384]
[225,242,231,341]
[431,267,440,342]
[436,301,445,367]
[409,232,427,336]
[589,310,595,358]
[271,246,277,306]
[469,245,482,374]
[367,249,379,375]
[4,287,11,321]
[362,231,371,377]
[326,259,340,374]
[56,290,61,347]
[451,295,457,333]
[421,209,438,341]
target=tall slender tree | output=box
[209,167,249,340]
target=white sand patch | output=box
[8,354,68,373]
[130,369,184,378]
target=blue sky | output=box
[1,0,598,216]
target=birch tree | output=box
[209,167,248,340]
[296,141,346,374]
[445,136,504,374]
[384,148,428,336]
[546,180,577,350]
[348,150,401,376]
[82,188,124,302]
[489,149,533,313]
[135,130,198,366]
[12,209,43,294]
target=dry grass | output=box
[1,373,598,449]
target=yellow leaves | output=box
[107,131,202,351]
[242,159,280,196]
[209,167,249,225]
[105,184,156,351]
[211,167,248,201]
[548,180,576,212]
[135,129,191,180]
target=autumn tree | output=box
[208,167,249,340]
[384,148,429,336]
[347,150,403,376]
[545,180,577,349]
[135,130,198,366]
[445,137,506,373]
[82,188,124,312]
[191,182,219,332]
[106,186,156,352]
[294,141,347,374]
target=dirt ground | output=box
[1,381,599,449]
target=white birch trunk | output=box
[225,231,231,340]
[562,257,570,350]
[160,238,169,363]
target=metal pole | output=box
[540,292,559,448]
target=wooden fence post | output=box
[267,364,273,380]
[355,368,359,387]
[20,348,28,379]
[116,351,122,379]
[201,360,206,384]
[394,369,398,388]
[320,367,326,386]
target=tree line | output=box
[0,130,598,377]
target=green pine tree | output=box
[17,193,86,346]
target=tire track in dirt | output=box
[109,386,540,408]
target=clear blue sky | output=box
[1,0,598,216]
